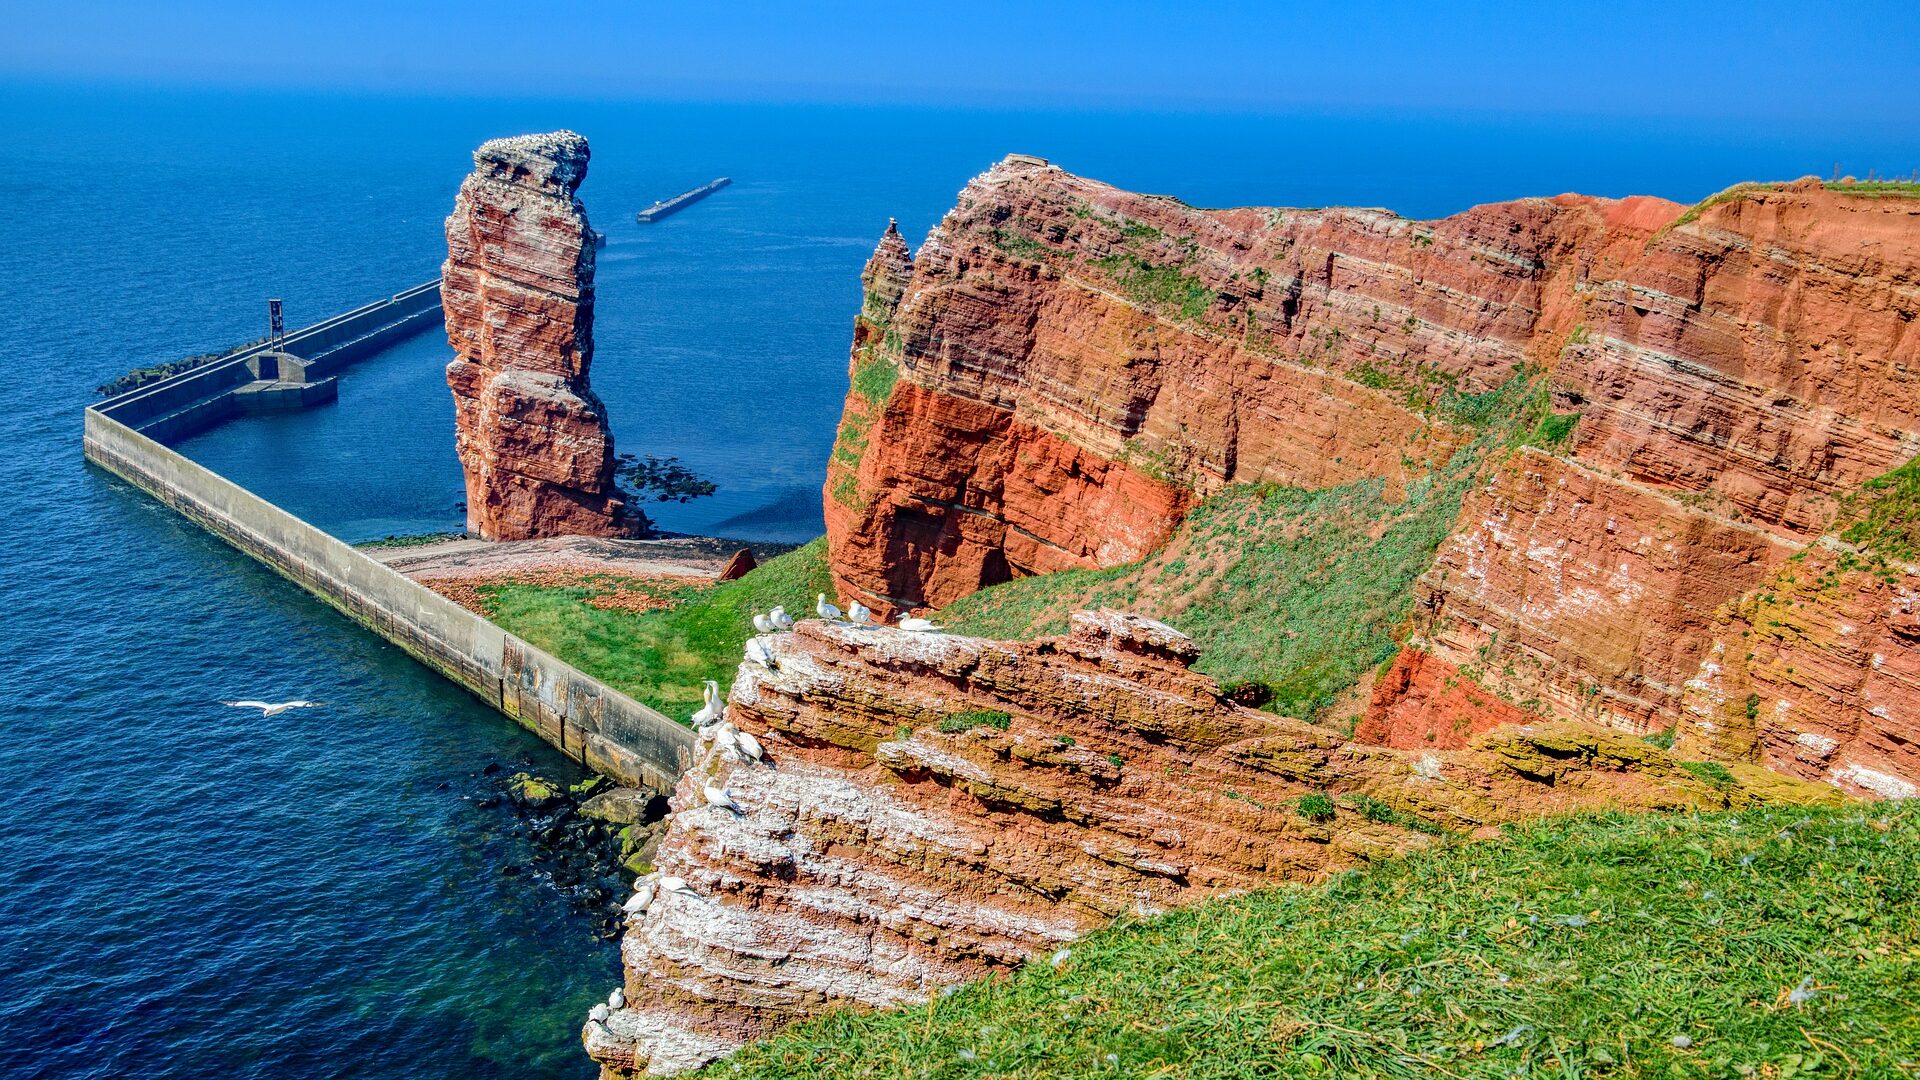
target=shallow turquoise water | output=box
[0,81,1910,1078]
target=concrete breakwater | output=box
[99,280,445,442]
[83,290,695,791]
[634,177,731,222]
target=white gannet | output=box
[622,879,657,915]
[847,601,875,626]
[222,700,322,717]
[608,988,625,1009]
[898,617,944,633]
[691,699,721,727]
[691,680,725,726]
[745,637,778,668]
[769,606,794,631]
[816,593,842,621]
[752,612,773,634]
[589,1003,610,1023]
[711,724,742,757]
[735,729,764,761]
[660,876,700,900]
[703,784,741,812]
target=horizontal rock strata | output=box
[443,130,637,541]
[824,157,1920,790]
[584,612,1829,1074]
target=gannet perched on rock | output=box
[589,1003,610,1023]
[752,612,773,634]
[816,593,842,621]
[898,617,944,633]
[659,876,700,900]
[622,877,658,915]
[848,601,876,626]
[745,637,778,668]
[691,680,725,726]
[769,606,794,631]
[607,988,625,1009]
[735,728,764,761]
[704,784,742,813]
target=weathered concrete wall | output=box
[82,408,694,791]
[98,281,446,443]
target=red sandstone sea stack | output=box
[443,130,639,541]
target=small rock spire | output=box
[861,218,914,324]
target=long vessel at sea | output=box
[634,177,731,223]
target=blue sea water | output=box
[0,80,1912,1078]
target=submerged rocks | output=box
[443,131,640,541]
[480,763,670,940]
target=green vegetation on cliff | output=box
[708,802,1920,1080]
[939,372,1578,719]
[477,540,834,719]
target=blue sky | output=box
[3,0,1917,129]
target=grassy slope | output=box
[938,374,1572,720]
[709,803,1920,1079]
[478,539,835,720]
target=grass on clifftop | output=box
[938,372,1577,720]
[477,540,834,720]
[707,802,1920,1080]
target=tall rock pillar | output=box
[442,130,638,541]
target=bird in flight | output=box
[222,700,323,717]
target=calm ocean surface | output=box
[0,81,1909,1078]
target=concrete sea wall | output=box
[83,287,694,791]
[98,281,446,442]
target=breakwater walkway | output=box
[96,280,446,444]
[83,284,694,791]
[635,177,731,222]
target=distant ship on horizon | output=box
[635,177,732,223]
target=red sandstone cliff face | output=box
[583,613,1830,1075]
[824,158,1920,792]
[444,131,637,541]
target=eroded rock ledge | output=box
[584,612,1828,1075]
[443,130,637,541]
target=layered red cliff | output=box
[444,130,636,541]
[824,159,1920,796]
[585,613,1827,1075]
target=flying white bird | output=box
[898,617,944,633]
[607,988,625,1009]
[816,593,842,621]
[745,637,778,668]
[769,606,794,631]
[704,784,742,812]
[589,1003,610,1024]
[752,612,773,634]
[735,729,764,762]
[222,700,322,716]
[848,601,876,626]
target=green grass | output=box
[477,539,835,719]
[938,709,1014,734]
[1841,455,1920,563]
[1090,255,1218,322]
[706,802,1920,1079]
[939,373,1579,719]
